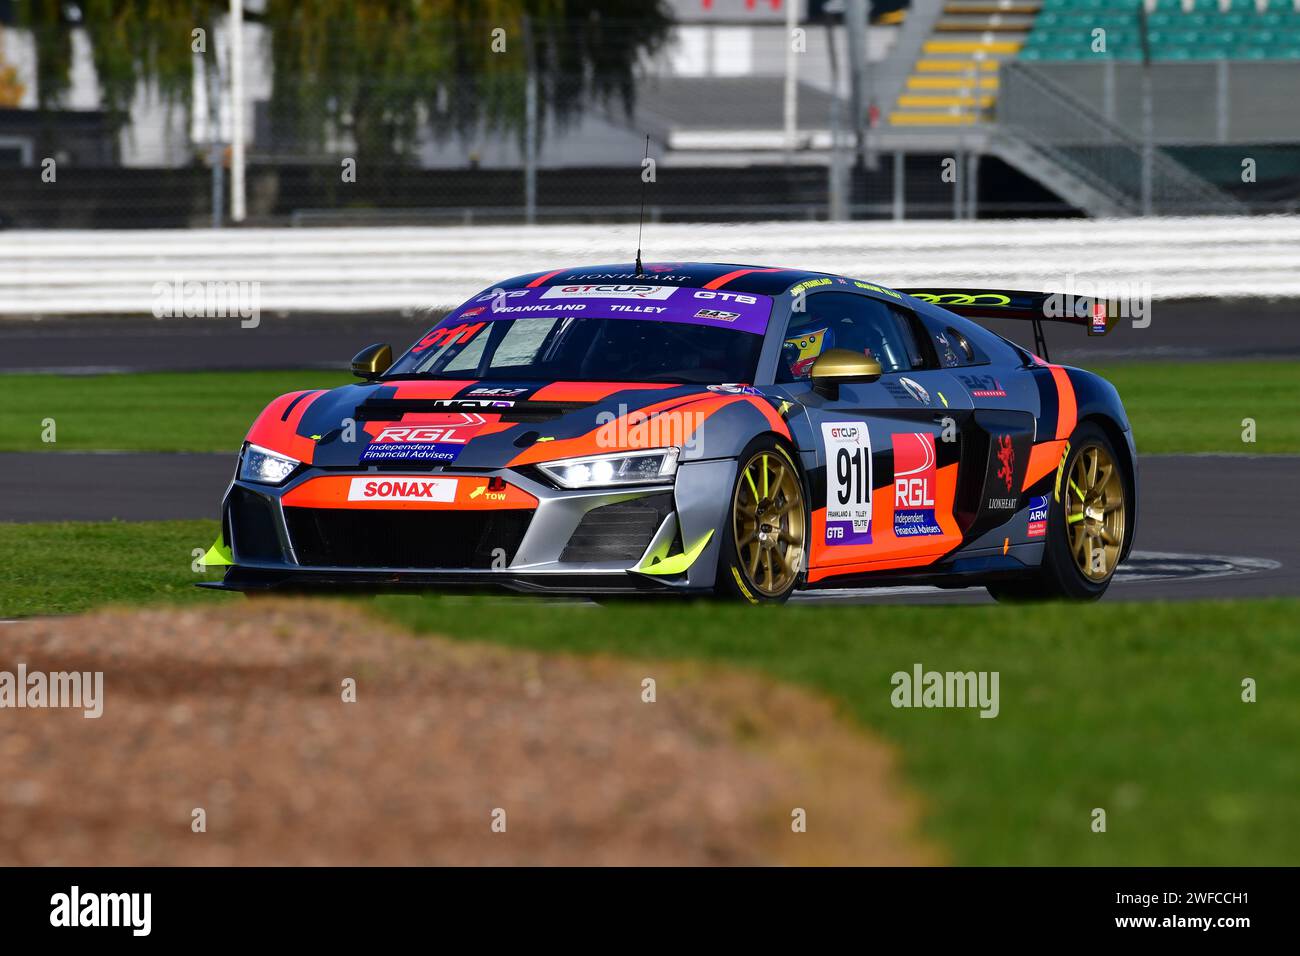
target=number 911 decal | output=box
[823,421,873,546]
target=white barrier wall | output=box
[2,216,1298,316]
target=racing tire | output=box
[988,421,1129,603]
[713,436,808,604]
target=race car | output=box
[201,262,1136,603]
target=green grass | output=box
[376,594,1300,866]
[0,361,1297,454]
[0,370,351,453]
[2,520,1294,866]
[1094,360,1300,454]
[0,520,228,617]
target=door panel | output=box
[788,372,976,581]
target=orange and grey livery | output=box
[204,263,1136,603]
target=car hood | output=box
[243,379,784,471]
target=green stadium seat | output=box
[1148,28,1201,43]
[1020,0,1296,63]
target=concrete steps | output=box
[888,0,1042,128]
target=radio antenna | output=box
[635,134,649,276]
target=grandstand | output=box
[1022,0,1300,61]
[891,0,1300,129]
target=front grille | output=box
[560,493,673,563]
[284,507,532,568]
[229,487,283,561]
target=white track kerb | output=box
[2,215,1299,316]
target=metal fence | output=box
[997,61,1248,216]
[1,18,1297,227]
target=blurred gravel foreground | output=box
[0,601,931,866]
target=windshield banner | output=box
[440,285,772,337]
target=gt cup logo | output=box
[541,284,676,300]
[348,477,457,502]
[694,308,740,322]
[823,421,872,546]
[893,433,943,537]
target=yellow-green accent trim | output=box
[730,566,760,604]
[636,529,715,576]
[203,536,233,567]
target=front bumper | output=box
[205,458,736,595]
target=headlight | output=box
[537,448,679,489]
[239,443,300,485]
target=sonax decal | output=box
[348,478,457,502]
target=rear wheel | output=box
[988,421,1129,603]
[714,438,807,604]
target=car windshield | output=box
[385,288,772,384]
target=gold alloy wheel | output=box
[732,449,806,597]
[1064,442,1126,582]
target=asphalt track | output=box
[2,299,1299,374]
[1,451,1293,604]
[1,303,1293,604]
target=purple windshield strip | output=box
[446,285,772,336]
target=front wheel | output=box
[988,421,1130,603]
[713,438,808,604]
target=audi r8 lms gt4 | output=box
[201,263,1137,603]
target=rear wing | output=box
[898,289,1110,362]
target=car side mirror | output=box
[809,348,882,397]
[351,343,393,380]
